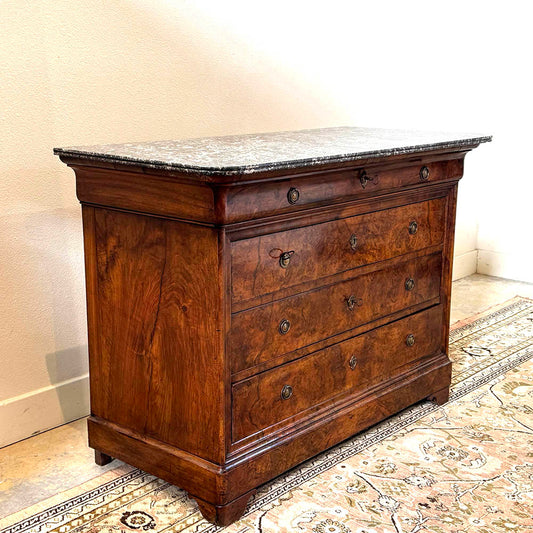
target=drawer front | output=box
[230,252,442,373]
[223,158,462,223]
[232,306,443,443]
[231,197,446,304]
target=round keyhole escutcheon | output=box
[406,334,415,347]
[409,221,418,235]
[281,385,293,400]
[405,278,415,291]
[359,170,374,189]
[287,187,300,205]
[279,319,291,335]
[420,166,430,181]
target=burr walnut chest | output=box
[55,127,490,525]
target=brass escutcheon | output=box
[405,278,415,291]
[279,250,295,268]
[281,385,293,400]
[346,295,363,311]
[279,319,291,335]
[349,354,358,370]
[420,166,430,181]
[349,233,358,251]
[287,187,300,204]
[359,170,374,189]
[406,334,415,347]
[409,221,418,235]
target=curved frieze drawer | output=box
[222,158,462,223]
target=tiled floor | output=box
[1,274,532,519]
[449,274,533,322]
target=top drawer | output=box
[222,158,462,223]
[231,197,446,305]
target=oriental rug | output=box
[2,297,532,533]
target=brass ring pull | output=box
[349,234,358,251]
[279,250,295,268]
[281,385,293,400]
[279,319,291,335]
[405,278,415,291]
[287,187,300,204]
[349,354,358,370]
[346,295,363,311]
[408,221,418,235]
[359,170,374,189]
[406,334,415,347]
[420,166,430,181]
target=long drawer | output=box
[232,305,443,443]
[223,158,462,223]
[230,252,442,373]
[231,197,446,304]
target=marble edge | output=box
[53,135,492,176]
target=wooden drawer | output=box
[230,252,442,373]
[232,305,443,443]
[223,158,462,223]
[231,197,446,305]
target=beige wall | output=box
[0,1,524,446]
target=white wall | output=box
[0,1,526,447]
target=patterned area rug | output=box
[2,297,532,533]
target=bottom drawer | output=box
[232,305,443,443]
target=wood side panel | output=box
[90,208,224,462]
[232,306,442,442]
[230,253,442,373]
[231,197,446,304]
[75,166,215,222]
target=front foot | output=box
[193,490,256,526]
[427,386,450,406]
[94,450,114,466]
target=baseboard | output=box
[452,249,478,281]
[477,249,533,283]
[0,375,90,448]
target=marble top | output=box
[54,127,491,175]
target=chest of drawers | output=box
[55,127,490,525]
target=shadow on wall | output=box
[33,207,90,423]
[0,207,87,395]
[45,345,90,422]
[45,345,88,386]
[0,204,91,444]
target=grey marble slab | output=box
[54,127,491,175]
